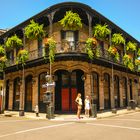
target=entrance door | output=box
[55,70,84,112]
[25,75,33,112]
[5,80,9,110]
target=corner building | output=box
[0,2,140,113]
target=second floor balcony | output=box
[6,40,124,67]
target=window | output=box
[61,30,78,51]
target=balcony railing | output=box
[6,41,124,67]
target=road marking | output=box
[0,122,74,138]
[87,123,140,131]
[101,119,140,122]
[0,120,36,123]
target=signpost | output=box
[42,73,55,119]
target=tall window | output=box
[61,30,78,51]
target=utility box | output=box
[90,104,97,118]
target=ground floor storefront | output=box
[4,61,140,113]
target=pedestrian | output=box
[84,95,91,118]
[34,104,39,117]
[75,93,82,119]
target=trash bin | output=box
[90,104,97,118]
[129,100,136,109]
[46,105,54,119]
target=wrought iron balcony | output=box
[6,41,124,67]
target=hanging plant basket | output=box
[0,45,5,56]
[44,37,56,63]
[111,33,125,46]
[5,34,23,49]
[85,37,99,59]
[59,11,82,30]
[137,48,140,56]
[108,46,119,62]
[135,59,140,66]
[16,49,29,65]
[93,24,111,40]
[123,54,134,71]
[25,20,45,40]
[126,41,137,52]
[0,56,7,71]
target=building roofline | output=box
[0,2,139,44]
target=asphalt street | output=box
[0,112,140,140]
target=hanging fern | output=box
[59,11,82,30]
[44,37,56,63]
[0,45,5,55]
[16,49,29,65]
[0,56,7,72]
[25,20,45,40]
[108,46,119,62]
[111,33,125,46]
[85,38,99,59]
[123,54,134,71]
[5,34,23,49]
[93,24,111,40]
[126,41,137,52]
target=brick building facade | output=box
[0,2,140,113]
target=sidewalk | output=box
[1,107,140,121]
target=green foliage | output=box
[137,48,140,56]
[59,11,82,30]
[44,37,56,63]
[5,34,23,49]
[85,38,99,59]
[111,33,125,45]
[16,49,29,65]
[135,59,140,66]
[123,54,134,71]
[108,46,119,62]
[0,56,7,72]
[93,24,111,40]
[25,20,45,40]
[0,45,5,55]
[126,41,137,52]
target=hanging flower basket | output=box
[93,24,111,41]
[5,34,23,49]
[44,37,56,63]
[135,59,140,66]
[111,33,125,46]
[85,37,99,59]
[25,20,45,40]
[108,46,119,61]
[16,49,29,65]
[126,41,137,52]
[59,11,82,30]
[0,56,7,63]
[123,54,134,71]
[0,45,5,56]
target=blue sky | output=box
[0,0,140,41]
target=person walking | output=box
[84,96,91,118]
[34,104,39,117]
[75,93,82,119]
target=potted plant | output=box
[16,49,29,65]
[0,56,7,72]
[123,54,134,71]
[85,38,99,59]
[108,46,119,62]
[126,41,137,52]
[0,45,5,56]
[59,11,82,30]
[137,48,140,56]
[25,20,45,40]
[93,24,111,40]
[135,59,140,66]
[44,37,56,63]
[5,34,23,49]
[111,33,125,46]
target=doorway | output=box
[55,70,84,112]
